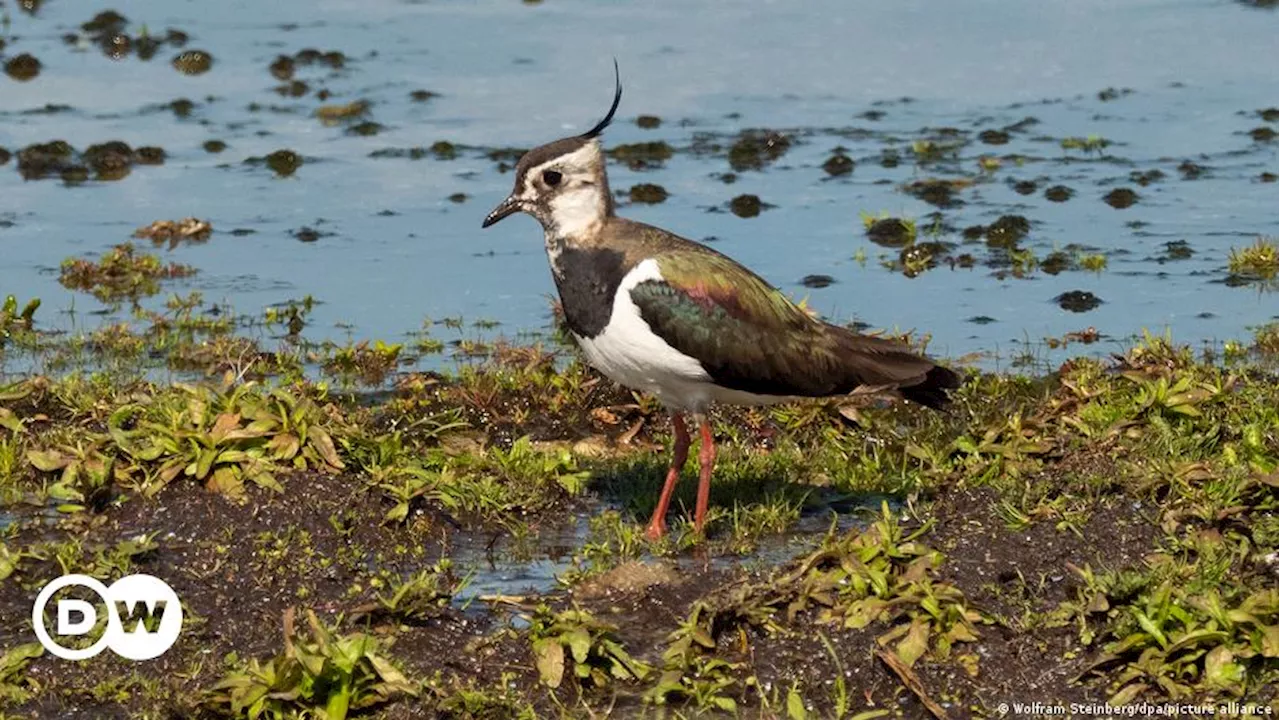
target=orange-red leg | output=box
[646,414,690,540]
[693,415,716,535]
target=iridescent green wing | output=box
[629,251,926,397]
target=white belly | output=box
[573,258,794,412]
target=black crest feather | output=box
[581,59,622,139]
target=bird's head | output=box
[482,62,622,238]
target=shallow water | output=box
[1,0,1276,367]
[446,498,879,612]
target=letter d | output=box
[57,599,96,635]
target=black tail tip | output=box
[902,364,963,410]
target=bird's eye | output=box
[542,170,563,186]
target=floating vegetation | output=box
[12,140,167,183]
[315,100,370,125]
[728,194,766,218]
[727,129,792,171]
[1045,184,1075,202]
[1061,134,1111,153]
[628,183,669,204]
[132,218,213,249]
[1041,249,1107,275]
[293,226,328,243]
[800,274,835,288]
[895,241,952,278]
[635,114,662,129]
[1056,289,1103,312]
[259,149,303,177]
[346,121,385,137]
[1129,169,1164,186]
[983,214,1030,249]
[1012,179,1038,195]
[3,53,41,81]
[430,141,458,160]
[1097,86,1134,101]
[1177,160,1207,180]
[979,129,1010,144]
[171,49,214,75]
[1226,237,1279,287]
[821,150,854,176]
[862,213,917,248]
[58,243,196,305]
[1249,126,1277,142]
[1103,187,1139,209]
[608,141,674,169]
[901,177,973,208]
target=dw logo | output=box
[32,574,183,661]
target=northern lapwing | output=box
[483,64,961,540]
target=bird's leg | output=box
[645,413,690,540]
[693,414,716,535]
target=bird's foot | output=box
[644,520,667,541]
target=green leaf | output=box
[692,628,716,649]
[565,627,592,665]
[1107,682,1147,706]
[196,448,220,479]
[27,449,69,471]
[533,638,565,688]
[248,471,282,493]
[895,617,930,667]
[0,407,23,433]
[1204,646,1244,688]
[0,642,44,671]
[309,427,344,469]
[1166,629,1228,653]
[384,503,409,523]
[1134,610,1168,649]
[787,685,807,720]
[1261,625,1278,658]
[47,482,83,501]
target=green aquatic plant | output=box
[319,339,404,387]
[1081,582,1278,704]
[1227,236,1278,286]
[0,643,44,705]
[429,673,537,719]
[0,295,39,348]
[58,243,196,305]
[1061,134,1111,153]
[526,605,650,689]
[207,609,418,720]
[25,379,348,506]
[646,603,743,711]
[367,561,468,623]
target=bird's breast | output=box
[546,242,630,339]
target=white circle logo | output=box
[32,574,183,661]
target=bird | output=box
[482,63,961,541]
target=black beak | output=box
[482,196,522,228]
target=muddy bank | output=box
[0,320,1276,718]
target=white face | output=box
[519,141,609,237]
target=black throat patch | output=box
[551,244,629,339]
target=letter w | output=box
[115,600,168,633]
